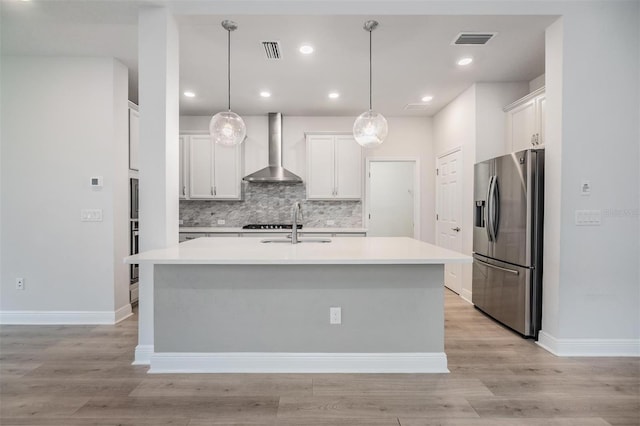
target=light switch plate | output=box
[217,219,226,225]
[90,176,103,190]
[81,209,103,222]
[326,220,335,226]
[575,209,601,226]
[580,180,591,196]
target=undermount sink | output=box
[261,238,332,244]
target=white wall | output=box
[540,18,563,340]
[553,3,639,342]
[180,115,436,243]
[0,56,130,322]
[475,82,529,162]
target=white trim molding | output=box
[0,306,132,325]
[537,331,640,357]
[460,288,473,305]
[133,345,154,365]
[114,304,133,323]
[149,352,448,374]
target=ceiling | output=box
[1,1,556,117]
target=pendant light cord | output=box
[227,27,231,111]
[369,28,372,111]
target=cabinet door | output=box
[508,99,536,152]
[189,135,214,199]
[306,135,336,199]
[129,109,140,171]
[213,143,241,199]
[334,135,362,199]
[536,94,546,146]
[179,136,189,199]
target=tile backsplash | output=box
[180,182,363,228]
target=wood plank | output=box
[277,396,478,419]
[0,396,90,418]
[72,396,279,420]
[399,418,611,426]
[311,375,493,397]
[0,419,188,426]
[466,396,640,418]
[129,375,312,397]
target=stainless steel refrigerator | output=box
[472,149,544,338]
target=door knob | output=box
[452,227,461,232]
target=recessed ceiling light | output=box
[260,91,271,98]
[457,57,473,66]
[328,92,340,99]
[183,91,196,98]
[421,95,434,102]
[299,45,314,55]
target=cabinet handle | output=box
[214,186,217,196]
[210,187,214,196]
[531,134,535,145]
[182,186,186,196]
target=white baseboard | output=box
[149,352,449,374]
[0,307,132,325]
[537,331,640,357]
[460,288,473,304]
[133,344,154,365]
[115,304,133,323]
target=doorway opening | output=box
[365,158,420,239]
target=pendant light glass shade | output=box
[209,111,246,146]
[353,110,388,147]
[210,20,246,146]
[353,20,387,148]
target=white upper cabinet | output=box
[505,87,545,153]
[187,135,242,200]
[128,107,139,171]
[306,133,362,200]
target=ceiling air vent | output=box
[452,32,496,45]
[262,41,282,60]
[404,103,431,111]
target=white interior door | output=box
[367,161,415,238]
[436,150,463,294]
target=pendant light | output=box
[209,20,246,146]
[353,20,388,148]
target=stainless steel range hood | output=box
[243,113,303,183]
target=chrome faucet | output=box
[291,201,302,244]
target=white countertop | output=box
[179,227,367,233]
[126,237,471,265]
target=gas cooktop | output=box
[242,224,303,230]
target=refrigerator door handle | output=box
[474,258,520,275]
[485,176,494,242]
[491,176,500,240]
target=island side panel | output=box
[154,264,444,353]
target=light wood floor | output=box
[1,289,638,425]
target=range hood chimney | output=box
[243,113,303,183]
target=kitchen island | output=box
[127,236,471,373]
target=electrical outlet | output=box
[178,219,184,225]
[217,219,226,225]
[16,278,24,290]
[329,307,341,325]
[326,220,335,226]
